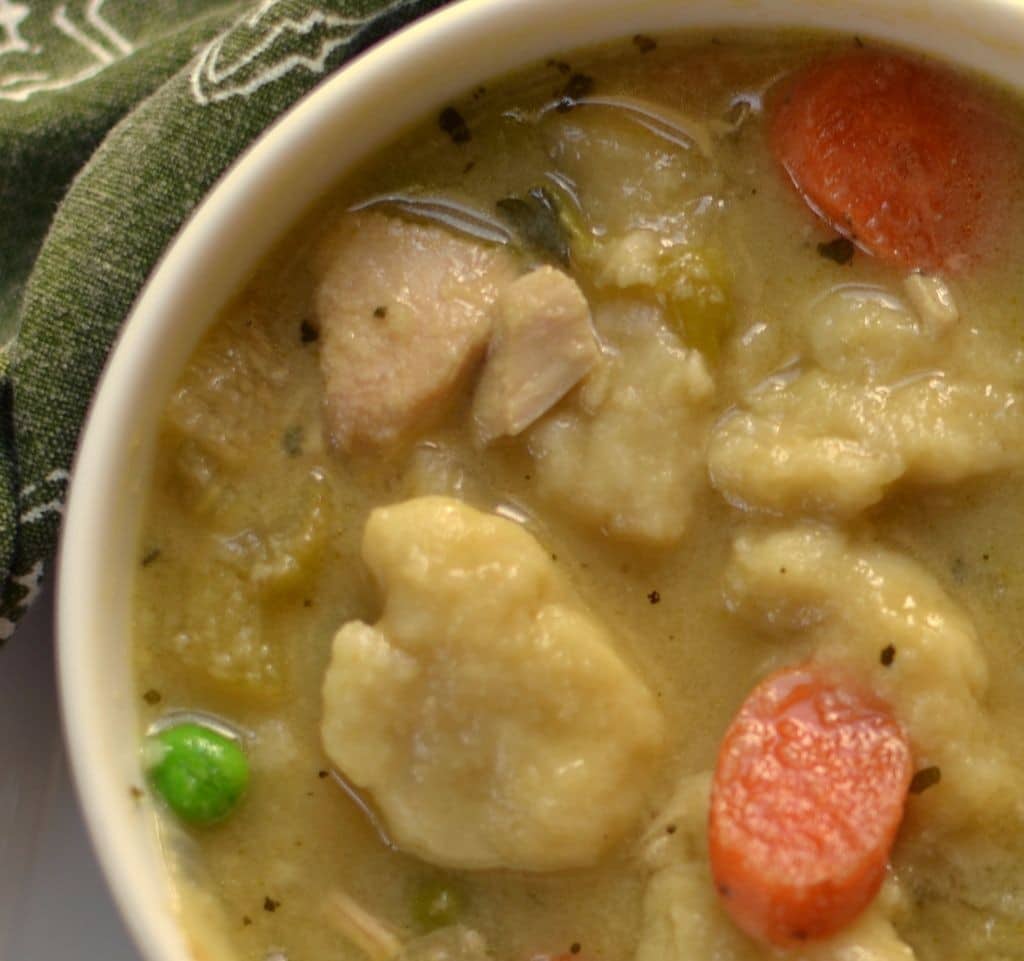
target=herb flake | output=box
[817,236,855,265]
[142,688,162,705]
[556,73,595,112]
[880,644,896,667]
[633,34,657,53]
[439,106,471,144]
[299,319,319,343]
[282,425,304,457]
[496,186,571,266]
[951,556,968,584]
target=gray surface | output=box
[0,581,141,961]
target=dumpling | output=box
[528,301,714,545]
[321,496,664,870]
[708,286,1024,517]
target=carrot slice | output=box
[770,51,1017,273]
[708,665,913,946]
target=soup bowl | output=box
[57,0,1024,959]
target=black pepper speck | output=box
[439,106,471,144]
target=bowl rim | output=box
[57,0,1024,959]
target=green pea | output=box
[411,878,465,932]
[144,722,249,825]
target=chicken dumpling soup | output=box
[133,29,1024,961]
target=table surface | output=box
[0,578,141,961]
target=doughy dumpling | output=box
[709,286,1024,517]
[724,526,1020,824]
[528,302,714,545]
[320,497,664,870]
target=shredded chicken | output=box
[324,890,490,961]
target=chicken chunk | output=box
[472,267,601,443]
[724,526,1020,825]
[315,212,519,452]
[709,287,1024,517]
[320,497,664,871]
[528,302,714,545]
[634,773,915,961]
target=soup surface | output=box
[134,29,1024,961]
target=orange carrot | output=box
[770,51,1018,273]
[709,665,913,946]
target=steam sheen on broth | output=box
[133,30,1024,961]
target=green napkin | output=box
[0,0,450,641]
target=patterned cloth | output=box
[0,0,449,641]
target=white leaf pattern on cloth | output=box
[0,0,32,58]
[0,0,134,102]
[18,468,69,525]
[190,0,405,105]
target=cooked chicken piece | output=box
[320,496,664,871]
[472,267,600,443]
[315,211,519,453]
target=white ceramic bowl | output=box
[57,1,1024,959]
